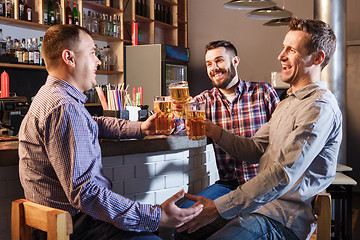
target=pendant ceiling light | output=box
[263,17,292,26]
[246,6,293,20]
[224,0,277,10]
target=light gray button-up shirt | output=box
[214,81,342,240]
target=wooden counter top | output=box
[0,135,207,166]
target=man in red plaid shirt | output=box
[175,40,280,209]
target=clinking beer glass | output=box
[154,96,174,135]
[185,101,206,140]
[169,81,190,118]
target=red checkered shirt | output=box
[176,79,279,184]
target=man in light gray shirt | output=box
[176,18,342,240]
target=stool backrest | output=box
[312,192,332,240]
[11,199,73,240]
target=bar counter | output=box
[0,135,207,166]
[0,135,218,239]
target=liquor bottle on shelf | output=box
[85,11,91,31]
[0,0,4,17]
[55,0,61,25]
[47,0,55,25]
[33,38,39,65]
[65,0,72,24]
[21,38,28,64]
[102,46,108,70]
[160,4,164,22]
[5,0,12,18]
[0,29,6,56]
[72,1,79,25]
[38,37,45,66]
[14,39,23,63]
[166,6,171,24]
[155,3,159,21]
[43,0,48,25]
[28,38,34,64]
[19,0,25,20]
[95,45,101,70]
[138,24,141,43]
[142,0,147,17]
[24,0,32,21]
[92,12,98,34]
[135,0,140,16]
[99,14,104,35]
[5,36,14,57]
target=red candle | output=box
[1,71,9,98]
[132,20,138,46]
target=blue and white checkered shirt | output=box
[19,76,161,232]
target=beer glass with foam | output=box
[185,101,206,140]
[154,96,174,134]
[168,81,189,118]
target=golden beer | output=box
[154,96,174,135]
[169,81,189,118]
[185,101,206,140]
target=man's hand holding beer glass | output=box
[185,118,223,142]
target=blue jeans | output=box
[176,181,299,240]
[208,213,300,240]
[175,180,239,239]
[179,180,239,208]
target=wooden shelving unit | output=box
[123,0,187,47]
[0,0,187,87]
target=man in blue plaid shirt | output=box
[18,24,203,240]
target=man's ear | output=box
[62,49,75,67]
[313,50,325,66]
[233,56,240,67]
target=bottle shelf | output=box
[154,20,176,29]
[83,1,123,14]
[96,69,124,75]
[0,16,50,31]
[0,62,46,70]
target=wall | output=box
[346,0,360,192]
[186,0,313,96]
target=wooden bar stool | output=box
[11,199,73,240]
[310,192,332,240]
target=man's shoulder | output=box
[242,80,275,91]
[30,84,79,117]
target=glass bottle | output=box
[33,38,39,65]
[142,0,147,18]
[95,45,101,70]
[85,10,92,32]
[65,0,72,24]
[0,29,6,56]
[55,0,61,25]
[19,0,24,20]
[47,0,55,25]
[21,38,28,64]
[0,0,4,17]
[5,0,12,18]
[72,1,79,25]
[28,38,34,64]
[43,0,48,25]
[91,12,98,34]
[24,0,32,21]
[14,39,23,63]
[38,37,45,66]
[98,13,104,35]
[6,36,14,57]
